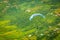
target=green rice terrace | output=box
[0,0,60,40]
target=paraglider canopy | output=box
[29,13,45,21]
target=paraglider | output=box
[29,13,45,21]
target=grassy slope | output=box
[0,0,60,40]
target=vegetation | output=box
[0,0,60,40]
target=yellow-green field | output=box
[0,0,60,40]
